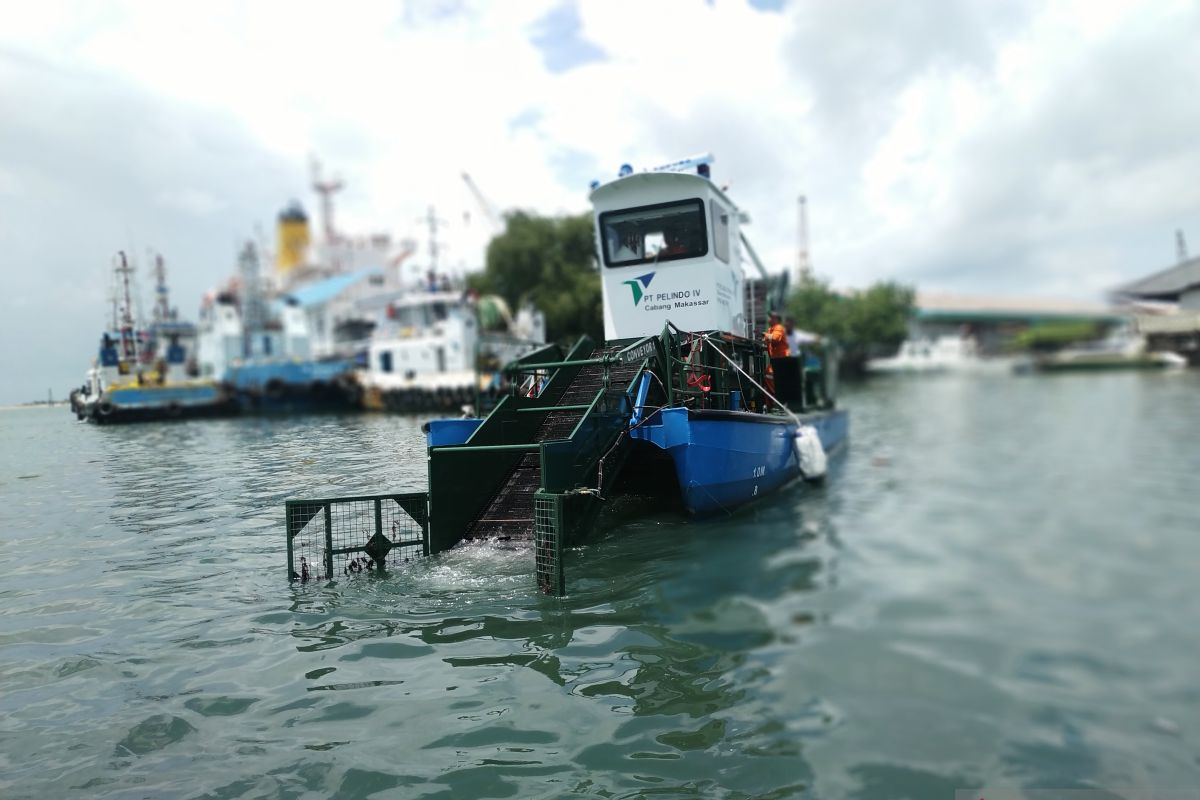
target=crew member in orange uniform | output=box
[763,310,790,399]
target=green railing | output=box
[539,359,646,494]
[657,325,837,414]
[658,327,761,411]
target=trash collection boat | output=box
[284,154,848,594]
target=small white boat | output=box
[358,290,546,413]
[866,335,982,373]
[1022,331,1187,373]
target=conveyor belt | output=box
[465,347,639,541]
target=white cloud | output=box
[0,165,21,196]
[156,187,223,217]
[2,0,1199,401]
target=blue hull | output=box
[91,384,237,424]
[107,384,222,407]
[630,407,849,515]
[424,407,849,517]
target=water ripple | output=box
[1,375,1199,797]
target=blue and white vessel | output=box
[420,156,847,568]
[71,253,236,424]
[197,243,360,414]
[284,155,848,594]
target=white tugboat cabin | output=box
[592,164,746,341]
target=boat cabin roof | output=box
[589,162,752,340]
[589,171,741,215]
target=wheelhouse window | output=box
[712,201,730,263]
[600,198,708,267]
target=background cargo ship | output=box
[197,165,545,416]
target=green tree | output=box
[786,275,843,338]
[1011,321,1101,352]
[786,276,915,372]
[472,211,602,344]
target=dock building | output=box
[1112,256,1200,363]
[910,292,1123,354]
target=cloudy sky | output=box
[3,0,1199,404]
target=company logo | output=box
[622,272,655,305]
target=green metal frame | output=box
[533,491,565,596]
[425,336,599,557]
[656,325,837,414]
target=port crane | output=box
[311,157,344,244]
[461,172,502,232]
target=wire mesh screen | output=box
[286,493,429,582]
[534,492,565,596]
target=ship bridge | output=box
[591,168,747,341]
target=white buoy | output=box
[794,426,827,480]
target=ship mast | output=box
[795,194,812,285]
[108,276,119,333]
[153,253,172,323]
[115,251,137,362]
[424,205,445,274]
[238,242,268,358]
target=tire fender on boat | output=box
[794,425,827,480]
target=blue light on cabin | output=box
[589,180,600,190]
[618,164,633,177]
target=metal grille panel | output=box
[286,493,428,582]
[534,492,565,596]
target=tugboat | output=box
[359,285,546,414]
[74,253,236,424]
[353,202,547,415]
[284,155,848,594]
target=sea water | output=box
[1,371,1198,798]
